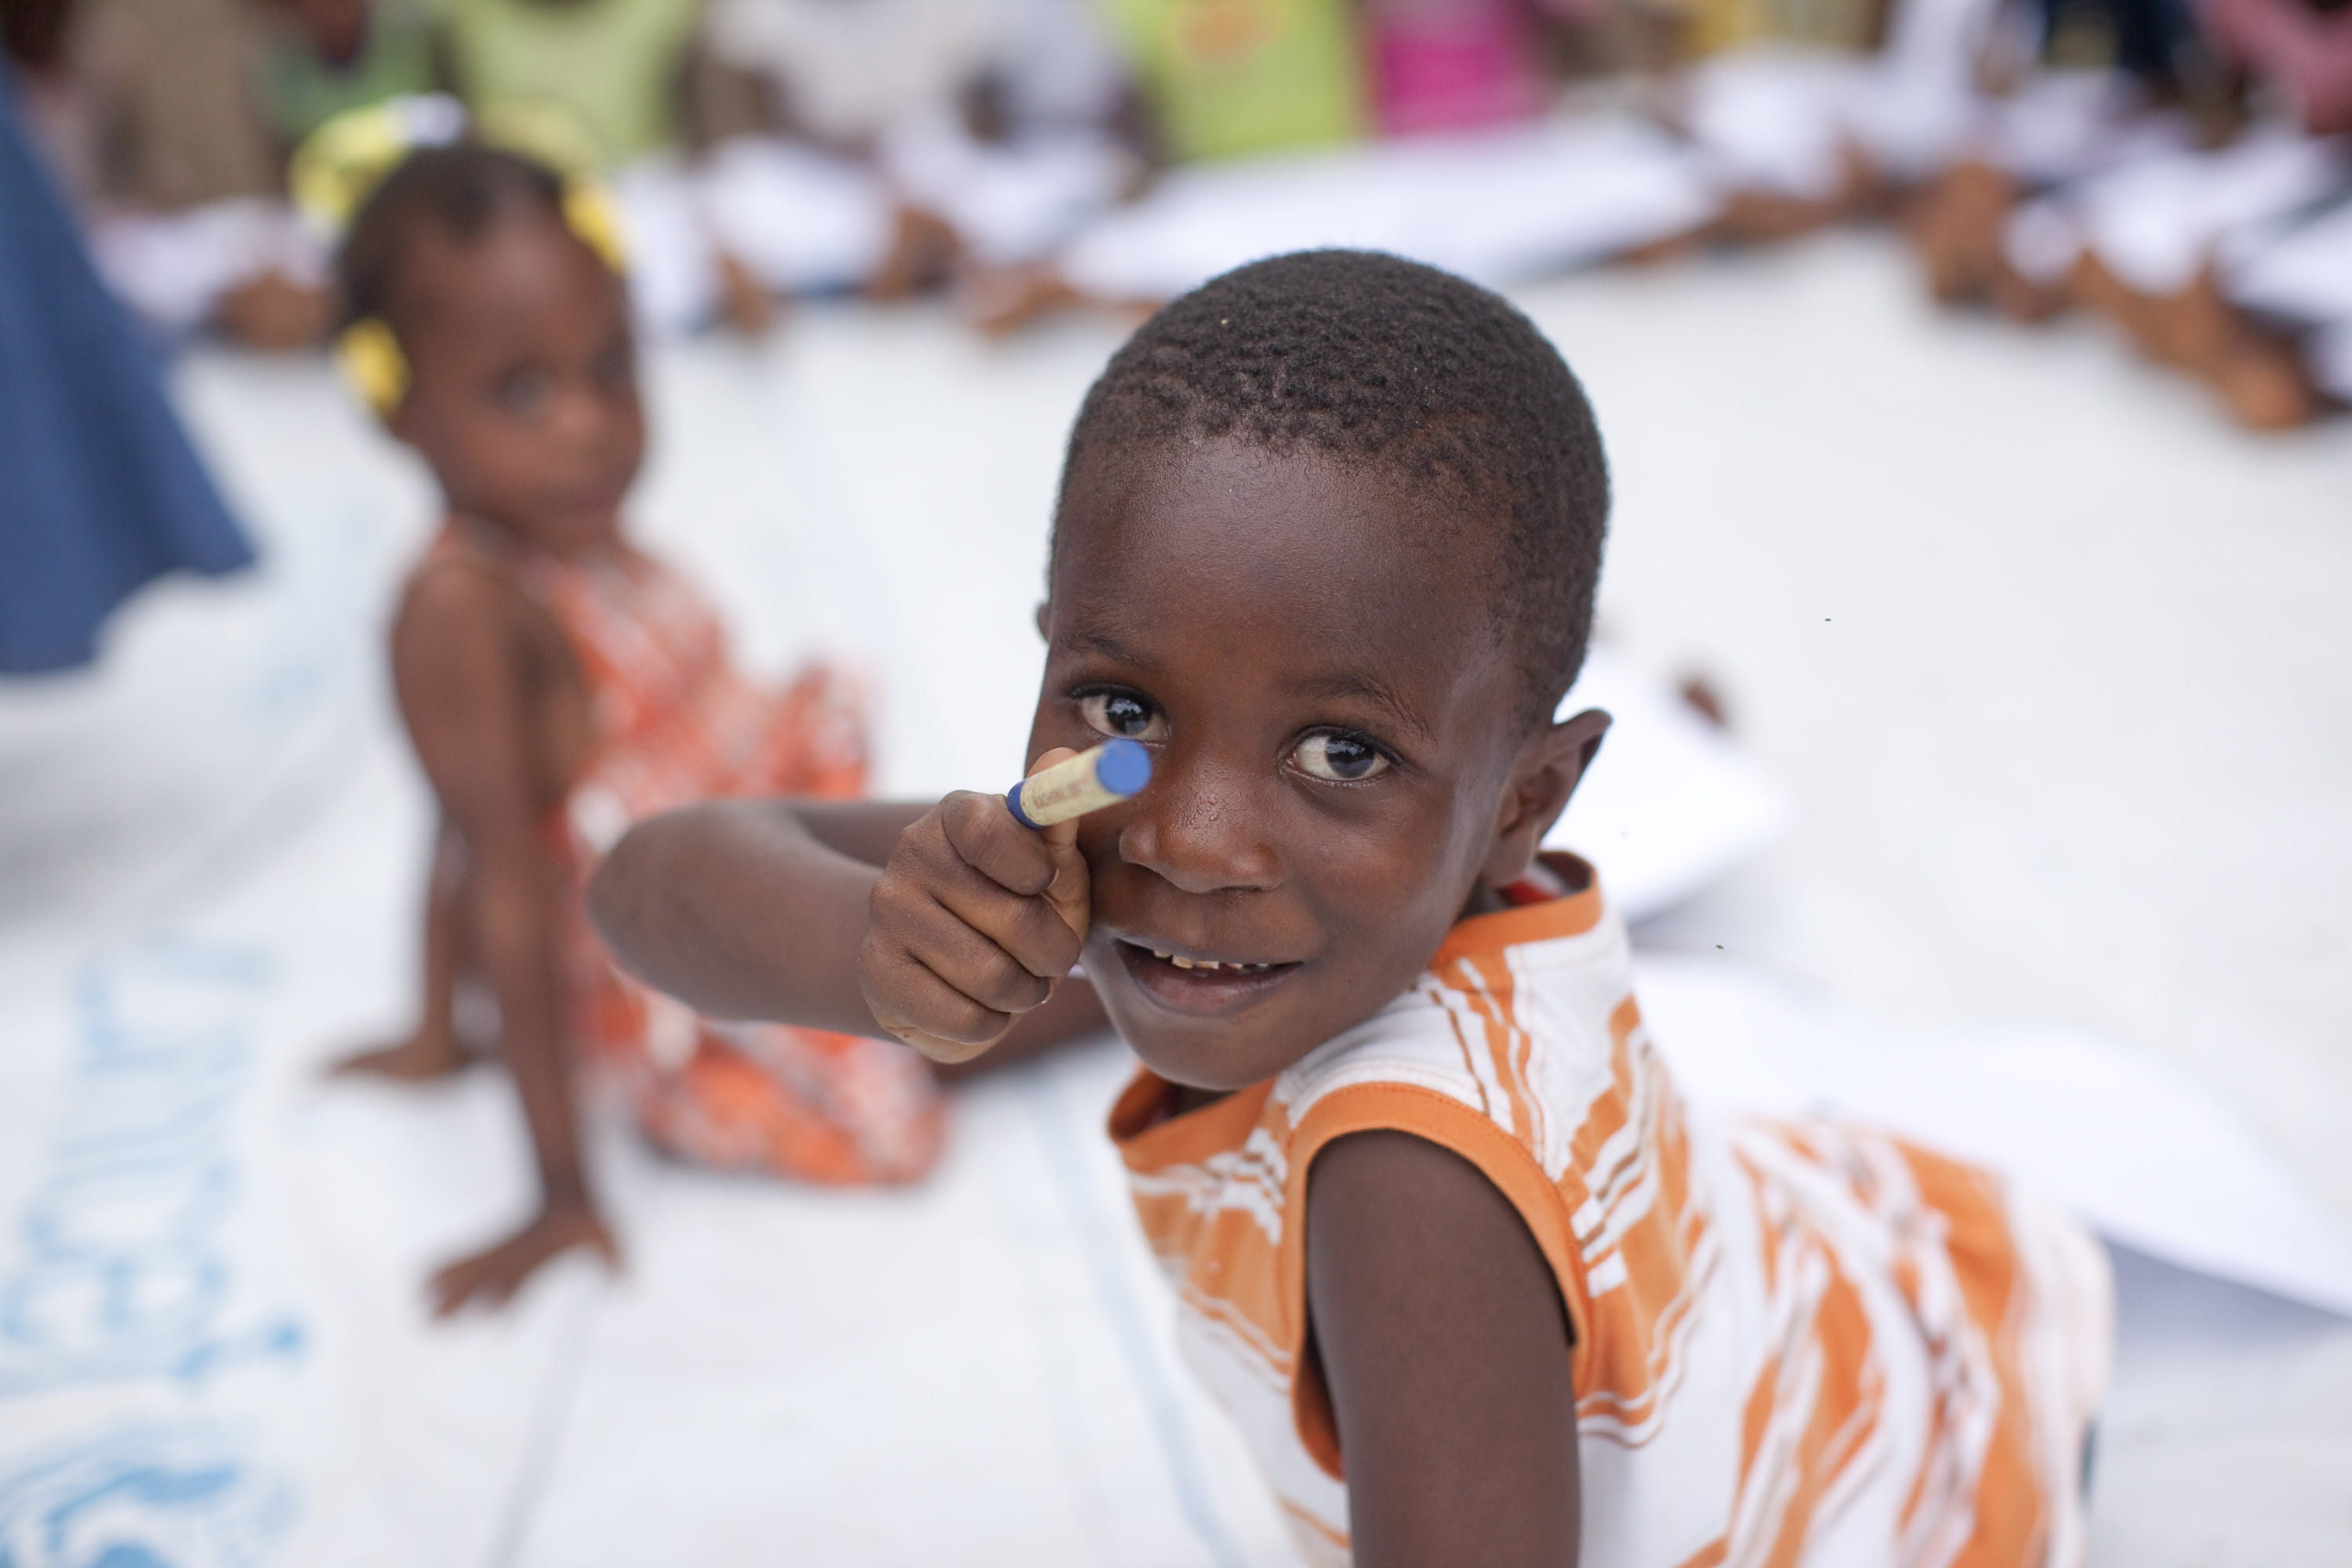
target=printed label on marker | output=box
[1007,739,1152,828]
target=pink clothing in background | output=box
[2198,0,2352,135]
[1367,0,1545,138]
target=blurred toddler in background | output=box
[695,0,1138,310]
[328,141,949,1315]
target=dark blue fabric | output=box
[0,67,253,675]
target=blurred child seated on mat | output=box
[589,250,2112,1566]
[327,141,1017,1315]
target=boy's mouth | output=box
[1112,939,1301,1016]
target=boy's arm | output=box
[392,567,615,1316]
[1307,1131,1582,1566]
[590,795,1109,1063]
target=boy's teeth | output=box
[1149,949,1269,975]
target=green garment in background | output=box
[1102,0,1364,163]
[258,2,444,147]
[435,0,699,165]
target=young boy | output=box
[332,143,970,1316]
[588,250,2112,1565]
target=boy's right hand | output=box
[858,750,1091,1065]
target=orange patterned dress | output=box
[437,524,945,1185]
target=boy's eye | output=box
[1078,691,1166,741]
[1290,731,1390,782]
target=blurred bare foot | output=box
[1615,223,1713,269]
[2146,267,2237,375]
[429,1203,619,1317]
[1908,161,2016,307]
[1718,143,1879,246]
[216,268,334,351]
[330,1026,474,1082]
[960,262,1083,336]
[2212,339,2317,431]
[1988,257,2066,324]
[715,248,779,338]
[2068,251,2158,352]
[1717,188,1844,244]
[864,205,961,301]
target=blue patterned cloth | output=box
[0,67,252,674]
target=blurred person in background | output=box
[438,0,699,165]
[1103,0,1367,162]
[258,0,448,148]
[1905,0,2352,427]
[964,0,1726,331]
[432,0,757,330]
[0,57,253,673]
[691,0,1139,313]
[21,0,336,347]
[2183,0,2352,418]
[325,140,1085,1313]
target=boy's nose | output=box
[1116,752,1282,896]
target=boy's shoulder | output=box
[1269,854,1636,1167]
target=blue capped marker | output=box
[1006,739,1152,829]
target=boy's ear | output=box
[1479,708,1610,889]
[1033,600,1051,641]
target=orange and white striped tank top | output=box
[1109,855,2112,1568]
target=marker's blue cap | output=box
[1094,738,1152,797]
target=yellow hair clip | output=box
[291,95,466,237]
[561,181,630,274]
[335,318,410,419]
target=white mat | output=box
[0,337,1794,1565]
[5,296,2349,1563]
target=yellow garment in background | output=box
[436,0,700,165]
[1102,0,1365,163]
[1670,0,1887,55]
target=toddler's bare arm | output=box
[393,563,614,1315]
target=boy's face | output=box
[390,218,643,554]
[1033,439,1602,1091]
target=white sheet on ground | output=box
[86,199,331,338]
[2034,126,2351,297]
[4,314,2347,1564]
[0,337,1788,1564]
[1548,648,1791,922]
[1634,955,2352,1318]
[699,137,898,296]
[1679,0,2005,202]
[1057,115,1717,302]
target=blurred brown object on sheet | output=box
[864,201,960,299]
[215,265,336,350]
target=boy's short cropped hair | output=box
[337,143,569,330]
[1058,249,1610,731]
